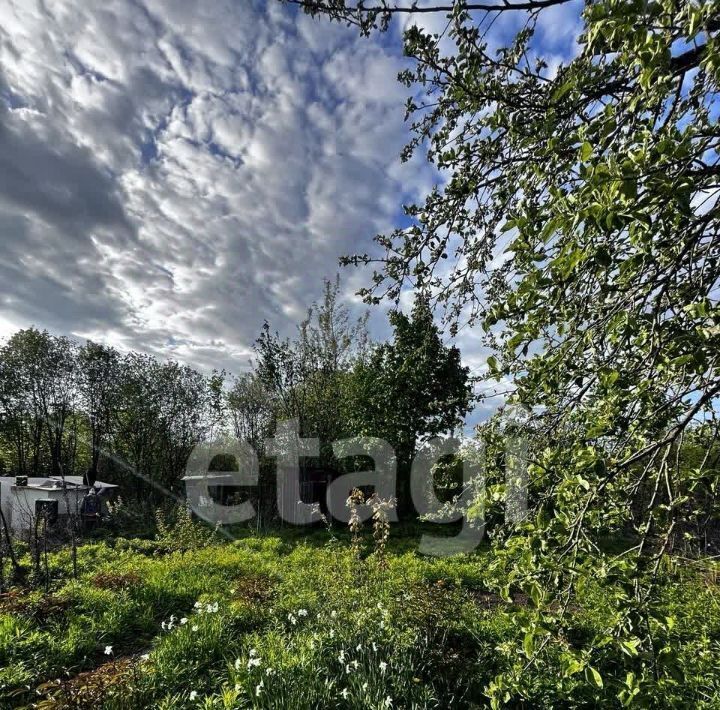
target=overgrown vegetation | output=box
[0,280,470,521]
[1,515,718,709]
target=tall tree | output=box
[345,295,472,515]
[77,341,121,485]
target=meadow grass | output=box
[0,527,718,708]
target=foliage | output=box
[283,0,720,703]
[343,295,472,514]
[0,328,224,500]
[0,531,718,708]
[154,505,220,553]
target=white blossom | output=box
[104,646,113,656]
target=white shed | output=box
[0,476,118,535]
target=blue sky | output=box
[0,0,583,422]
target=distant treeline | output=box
[0,279,472,514]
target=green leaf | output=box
[585,666,603,688]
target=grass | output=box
[0,526,719,708]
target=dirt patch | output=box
[232,573,274,604]
[35,655,144,709]
[90,570,142,591]
[0,590,70,622]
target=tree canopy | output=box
[283,0,720,704]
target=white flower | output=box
[362,682,368,691]
[104,646,113,656]
[180,618,188,625]
[234,659,242,671]
[351,660,359,670]
[342,688,350,699]
[249,648,257,657]
[255,680,264,696]
[384,696,393,707]
[248,657,261,669]
[194,601,202,609]
[345,664,352,674]
[297,608,308,617]
[288,613,297,625]
[331,610,337,618]
[161,621,167,630]
[379,661,388,673]
[338,650,345,663]
[191,625,199,632]
[141,653,150,661]
[330,629,335,638]
[189,690,198,700]
[372,642,378,652]
[266,667,275,676]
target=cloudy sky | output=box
[0,0,581,415]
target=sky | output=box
[0,0,582,420]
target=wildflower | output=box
[141,653,150,661]
[346,664,352,674]
[249,648,257,657]
[248,657,261,669]
[331,610,337,618]
[356,643,362,652]
[384,696,393,707]
[180,617,188,625]
[194,601,202,609]
[362,682,368,691]
[191,625,199,632]
[104,645,113,655]
[379,661,388,673]
[161,621,167,630]
[234,658,242,671]
[288,613,297,625]
[338,649,345,664]
[189,690,198,700]
[255,680,264,696]
[351,660,359,670]
[372,642,378,652]
[342,688,350,699]
[266,667,275,676]
[298,608,308,617]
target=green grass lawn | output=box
[1,528,719,708]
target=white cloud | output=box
[0,0,435,374]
